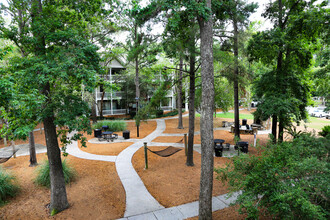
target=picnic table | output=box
[100,131,118,142]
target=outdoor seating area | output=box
[229,118,262,134]
[94,126,119,142]
[213,139,248,157]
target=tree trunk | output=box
[43,114,69,213]
[11,140,16,158]
[100,91,105,118]
[272,115,277,144]
[177,57,184,129]
[233,17,240,139]
[91,101,97,123]
[198,1,214,218]
[29,131,38,167]
[278,116,284,143]
[134,25,140,137]
[186,51,195,167]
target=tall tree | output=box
[248,0,328,143]
[1,0,103,214]
[197,0,214,218]
[213,0,257,138]
[162,4,200,167]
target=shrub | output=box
[155,109,164,117]
[319,125,330,137]
[215,133,329,219]
[35,159,76,188]
[0,166,19,205]
[91,120,127,131]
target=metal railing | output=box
[102,109,126,115]
[96,92,124,99]
[160,106,173,111]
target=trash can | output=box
[123,130,130,139]
[214,144,223,157]
[94,129,102,138]
[242,119,247,126]
[237,141,249,153]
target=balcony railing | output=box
[160,106,173,111]
[98,74,123,82]
[96,92,124,99]
[102,109,126,115]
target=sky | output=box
[0,0,271,29]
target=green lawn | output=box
[195,111,329,130]
[196,112,254,120]
[304,117,330,130]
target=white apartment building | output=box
[95,59,177,116]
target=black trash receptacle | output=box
[94,129,102,138]
[242,119,247,126]
[214,144,223,157]
[237,141,249,153]
[123,130,130,139]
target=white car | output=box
[311,107,326,118]
[251,101,259,108]
[307,107,316,116]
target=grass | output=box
[196,112,254,120]
[303,117,330,130]
[34,159,76,188]
[91,120,127,131]
[0,166,19,205]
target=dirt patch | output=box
[132,146,230,207]
[163,117,200,134]
[126,121,157,139]
[0,154,125,220]
[80,141,133,156]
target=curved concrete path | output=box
[115,119,166,217]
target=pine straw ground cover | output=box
[1,110,314,219]
[0,154,125,219]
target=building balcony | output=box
[102,109,126,116]
[98,74,123,82]
[96,91,124,100]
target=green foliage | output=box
[0,0,102,150]
[0,166,19,206]
[91,120,127,131]
[215,134,330,219]
[248,1,328,141]
[50,208,59,216]
[319,125,330,137]
[135,74,172,125]
[35,160,76,188]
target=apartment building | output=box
[95,59,177,116]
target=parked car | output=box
[325,110,330,119]
[251,100,259,108]
[307,107,316,116]
[311,107,327,118]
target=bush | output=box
[35,159,76,188]
[215,133,329,219]
[91,120,127,131]
[0,166,19,205]
[156,109,164,117]
[319,125,330,137]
